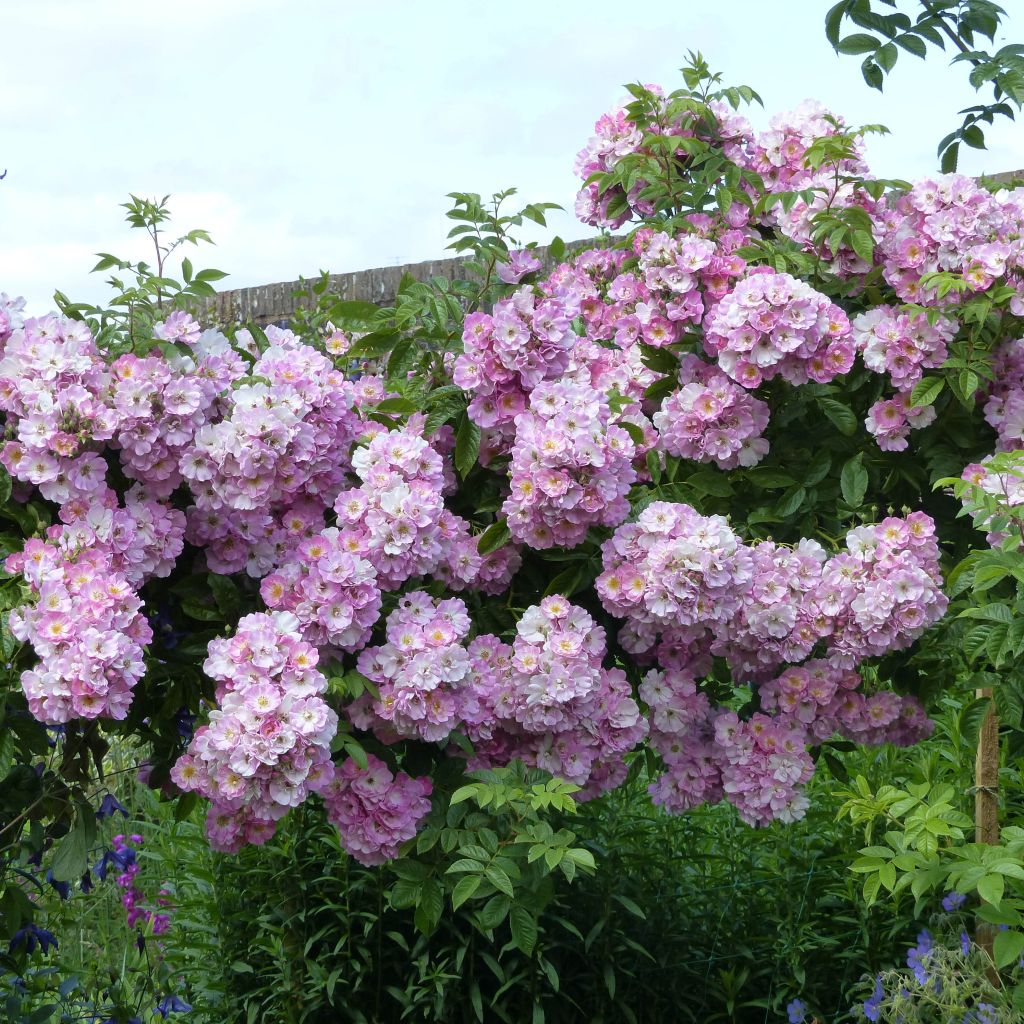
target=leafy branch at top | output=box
[825,0,1024,170]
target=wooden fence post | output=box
[976,689,1000,973]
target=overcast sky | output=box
[4,0,1024,313]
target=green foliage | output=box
[58,195,226,351]
[174,759,918,1024]
[825,1,1024,169]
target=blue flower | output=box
[786,998,807,1023]
[94,844,136,881]
[45,869,71,901]
[8,923,59,955]
[96,793,129,819]
[960,930,971,956]
[155,994,192,1018]
[863,975,885,1022]
[906,929,933,985]
[174,707,195,742]
[150,604,184,650]
[942,890,966,912]
[964,1003,999,1024]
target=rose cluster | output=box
[503,379,637,549]
[853,307,955,393]
[333,425,448,588]
[171,611,338,852]
[460,597,647,798]
[0,314,118,503]
[182,331,363,575]
[58,486,186,587]
[653,354,770,469]
[822,513,947,666]
[597,503,945,687]
[704,269,854,388]
[732,100,874,277]
[261,527,382,653]
[852,306,956,450]
[872,174,1024,304]
[353,591,473,742]
[713,538,830,678]
[0,291,26,345]
[433,510,522,596]
[641,667,813,826]
[322,754,433,866]
[758,659,932,747]
[453,288,577,443]
[596,501,747,671]
[960,458,1024,545]
[8,530,152,723]
[635,231,729,334]
[572,88,750,229]
[111,332,244,497]
[983,337,1024,450]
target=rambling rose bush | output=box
[4,57,1024,938]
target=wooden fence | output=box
[203,169,1024,326]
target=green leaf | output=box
[510,905,538,956]
[686,469,734,498]
[348,330,399,360]
[644,376,677,403]
[477,894,511,930]
[450,785,478,806]
[894,33,928,58]
[207,573,243,620]
[836,33,882,55]
[174,791,199,822]
[455,415,481,479]
[818,397,858,435]
[477,520,511,555]
[745,469,796,489]
[484,865,515,898]
[958,369,980,401]
[637,343,680,374]
[51,809,97,882]
[995,930,1024,968]
[978,873,1005,906]
[840,453,869,507]
[910,377,945,408]
[375,397,418,415]
[452,874,482,910]
[542,565,587,600]
[775,485,807,518]
[415,879,443,935]
[328,299,380,322]
[874,41,898,72]
[620,420,646,447]
[612,894,647,919]
[180,598,221,622]
[194,267,228,283]
[849,229,875,263]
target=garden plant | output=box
[4,3,1024,1021]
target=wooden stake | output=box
[975,690,999,977]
